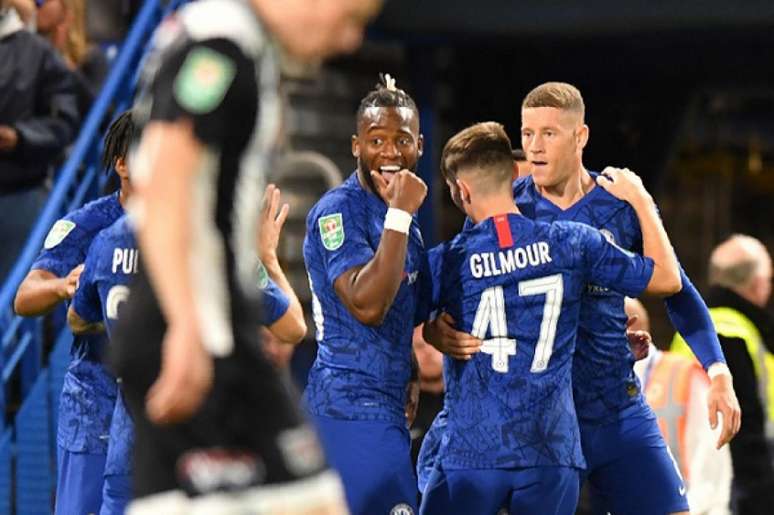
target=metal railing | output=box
[0,0,189,512]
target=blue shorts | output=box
[416,409,446,495]
[55,446,106,515]
[420,465,579,515]
[581,404,689,514]
[312,414,417,515]
[99,473,131,515]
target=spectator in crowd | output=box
[630,297,732,515]
[0,0,79,281]
[35,0,64,37]
[51,0,108,116]
[672,234,774,515]
[5,0,34,27]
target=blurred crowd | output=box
[0,0,139,281]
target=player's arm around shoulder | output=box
[333,170,427,326]
[595,167,681,296]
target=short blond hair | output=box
[522,82,585,119]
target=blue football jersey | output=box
[431,213,654,469]
[514,173,655,424]
[32,192,123,453]
[303,172,427,424]
[71,216,138,337]
[71,215,138,476]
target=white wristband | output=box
[707,362,732,380]
[384,208,413,234]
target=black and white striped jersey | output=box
[131,0,282,355]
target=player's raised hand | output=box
[625,315,651,361]
[595,167,651,205]
[259,183,289,265]
[147,320,214,425]
[59,264,84,300]
[707,373,742,449]
[423,312,481,360]
[371,169,427,214]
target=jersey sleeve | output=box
[31,214,89,277]
[425,243,448,316]
[664,267,727,369]
[70,237,104,324]
[577,223,655,297]
[311,199,374,286]
[414,248,440,325]
[626,200,725,369]
[148,38,256,148]
[260,276,290,326]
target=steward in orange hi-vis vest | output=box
[637,345,733,515]
[644,351,707,482]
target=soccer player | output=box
[13,109,133,515]
[519,83,739,515]
[303,74,428,515]
[110,1,381,513]
[429,82,742,515]
[420,121,681,514]
[66,214,137,515]
[67,186,307,515]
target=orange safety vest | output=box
[643,351,707,483]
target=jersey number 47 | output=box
[471,274,564,374]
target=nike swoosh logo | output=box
[679,486,686,496]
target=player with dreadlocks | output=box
[303,74,429,514]
[14,109,134,515]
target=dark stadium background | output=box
[283,0,774,364]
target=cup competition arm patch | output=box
[319,213,344,251]
[173,46,237,114]
[44,220,76,249]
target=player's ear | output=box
[417,133,424,158]
[115,156,128,179]
[576,124,589,150]
[457,178,472,204]
[351,135,360,158]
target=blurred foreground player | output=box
[303,75,428,514]
[110,0,382,513]
[420,122,682,515]
[67,187,306,515]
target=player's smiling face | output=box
[352,106,423,192]
[520,107,586,188]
